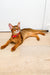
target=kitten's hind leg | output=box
[33,35,40,41]
[30,34,40,41]
[1,39,11,49]
[36,32,45,36]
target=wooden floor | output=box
[0,32,50,75]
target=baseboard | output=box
[0,31,11,33]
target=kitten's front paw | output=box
[11,47,16,52]
[1,46,5,49]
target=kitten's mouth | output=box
[14,30,20,34]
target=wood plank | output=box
[0,32,50,75]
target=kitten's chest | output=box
[11,35,21,43]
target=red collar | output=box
[12,32,20,38]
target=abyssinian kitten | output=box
[0,22,48,51]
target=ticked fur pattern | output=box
[0,22,48,51]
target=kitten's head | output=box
[8,22,20,35]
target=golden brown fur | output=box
[0,22,48,51]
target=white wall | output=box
[0,0,46,31]
[43,0,50,31]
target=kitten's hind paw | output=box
[37,37,40,41]
[41,33,45,36]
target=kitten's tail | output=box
[40,30,49,32]
[33,30,49,32]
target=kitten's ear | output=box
[17,22,20,28]
[8,23,13,30]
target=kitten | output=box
[0,22,48,51]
